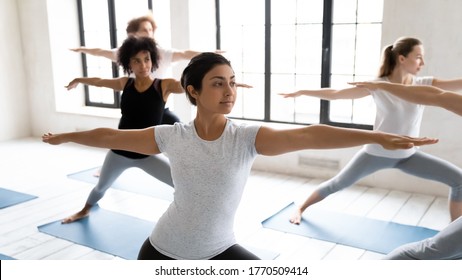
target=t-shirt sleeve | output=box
[241,124,261,156]
[158,47,173,65]
[414,76,433,85]
[154,124,175,153]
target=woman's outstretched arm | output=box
[42,127,160,155]
[351,81,462,116]
[255,124,438,156]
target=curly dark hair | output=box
[117,36,159,75]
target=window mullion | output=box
[264,0,271,122]
[108,0,120,106]
[320,0,333,124]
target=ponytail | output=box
[377,37,422,78]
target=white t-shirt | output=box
[150,120,261,259]
[363,76,433,158]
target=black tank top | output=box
[112,78,165,159]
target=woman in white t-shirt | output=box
[42,53,436,259]
[348,81,462,260]
[280,37,462,224]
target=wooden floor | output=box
[0,137,451,260]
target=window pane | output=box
[295,24,323,75]
[223,0,383,127]
[272,0,296,24]
[115,0,150,46]
[230,73,265,119]
[328,0,382,126]
[86,65,115,105]
[81,0,115,106]
[81,0,110,32]
[220,0,265,25]
[242,26,266,74]
[271,74,297,123]
[357,0,384,23]
[333,0,357,23]
[329,75,375,125]
[297,0,324,23]
[355,23,382,75]
[270,74,320,124]
[271,25,296,74]
[88,88,117,104]
[331,24,356,75]
[220,0,265,120]
[294,74,321,124]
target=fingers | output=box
[393,137,438,149]
[414,137,439,146]
[278,93,294,98]
[42,133,54,143]
[65,83,77,90]
[236,83,253,88]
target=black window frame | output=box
[77,0,153,108]
[215,0,374,130]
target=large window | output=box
[79,0,383,129]
[220,0,383,128]
[77,0,152,108]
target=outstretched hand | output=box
[65,79,79,90]
[278,91,302,98]
[380,133,438,150]
[236,83,253,89]
[69,47,82,53]
[42,133,63,145]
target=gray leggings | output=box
[318,150,462,201]
[86,150,173,205]
[383,215,462,260]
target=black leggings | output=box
[137,238,261,260]
[162,108,180,124]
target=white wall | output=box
[3,0,462,196]
[0,0,30,141]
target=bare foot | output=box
[93,168,101,178]
[289,208,303,225]
[62,209,90,224]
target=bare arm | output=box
[432,78,462,91]
[236,83,253,88]
[161,78,184,102]
[278,87,370,100]
[42,127,160,155]
[351,81,462,116]
[70,47,118,62]
[65,77,128,91]
[171,50,226,62]
[255,124,438,156]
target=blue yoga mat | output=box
[0,253,15,260]
[67,167,173,201]
[38,205,153,259]
[262,202,439,254]
[0,188,37,209]
[38,206,279,260]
